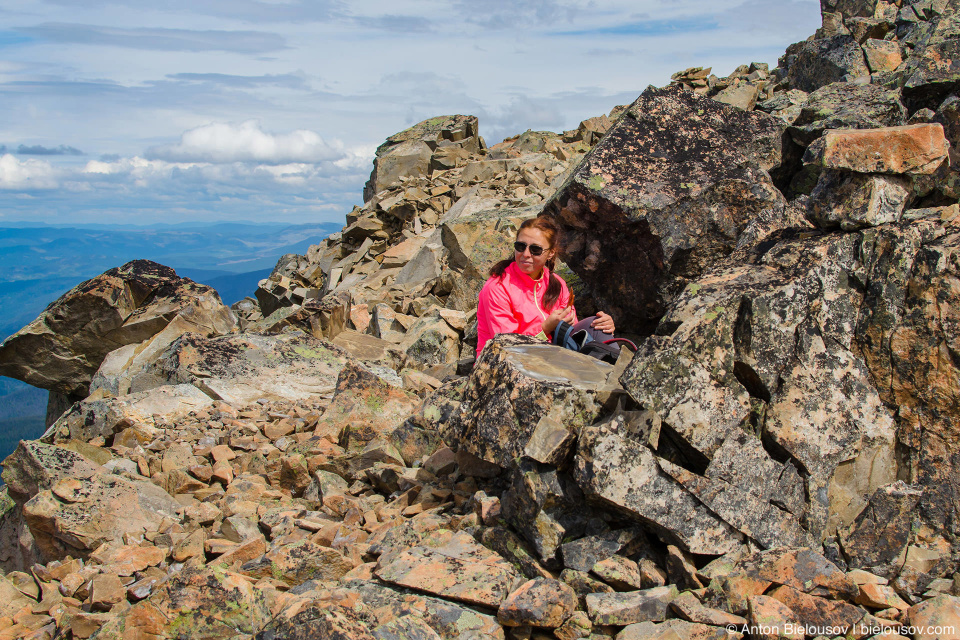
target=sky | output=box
[0,0,822,226]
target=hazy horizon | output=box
[0,0,821,227]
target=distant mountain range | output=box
[0,220,341,468]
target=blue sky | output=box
[0,0,821,226]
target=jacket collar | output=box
[506,260,549,290]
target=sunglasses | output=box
[514,241,546,256]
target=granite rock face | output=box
[543,84,790,334]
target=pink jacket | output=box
[476,261,576,356]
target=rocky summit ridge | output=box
[3,1,960,638]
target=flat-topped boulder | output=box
[442,333,622,470]
[0,260,235,399]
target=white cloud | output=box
[0,154,58,189]
[145,120,353,165]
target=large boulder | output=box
[443,333,623,470]
[0,260,235,399]
[779,35,870,93]
[129,331,349,405]
[620,230,898,540]
[542,84,791,334]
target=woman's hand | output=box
[542,304,576,336]
[591,311,616,334]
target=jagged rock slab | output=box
[0,260,235,398]
[364,115,481,201]
[788,82,906,146]
[852,216,960,545]
[95,566,273,640]
[840,481,923,576]
[23,471,181,561]
[293,579,506,640]
[45,383,212,446]
[780,36,870,93]
[658,458,814,549]
[585,585,678,626]
[621,231,899,539]
[314,362,419,452]
[807,170,911,230]
[573,426,743,555]
[1,441,100,506]
[374,529,522,608]
[131,331,348,405]
[444,333,620,470]
[543,83,789,333]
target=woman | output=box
[476,216,616,357]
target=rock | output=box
[22,471,181,561]
[444,334,620,470]
[617,619,738,640]
[374,529,522,608]
[331,579,506,640]
[670,591,747,628]
[0,260,235,398]
[497,578,577,628]
[543,84,789,333]
[591,555,646,591]
[808,124,949,175]
[907,594,960,640]
[789,82,906,146]
[658,459,814,549]
[96,566,273,639]
[89,573,125,611]
[253,293,350,341]
[314,362,419,452]
[840,482,922,576]
[713,82,762,111]
[364,115,480,201]
[258,604,375,640]
[585,585,677,626]
[863,38,903,73]
[242,540,355,584]
[132,331,347,404]
[47,384,212,446]
[902,17,960,110]
[399,311,461,368]
[781,36,870,93]
[747,595,803,640]
[1,441,99,506]
[855,582,910,610]
[574,427,743,555]
[0,574,35,618]
[768,585,864,634]
[331,330,405,369]
[621,231,899,539]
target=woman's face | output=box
[514,227,555,278]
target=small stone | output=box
[423,447,458,476]
[88,574,124,612]
[669,590,747,627]
[585,586,677,626]
[591,555,645,591]
[748,595,803,640]
[666,545,703,591]
[497,578,577,628]
[856,583,910,611]
[553,610,592,640]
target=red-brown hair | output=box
[489,216,564,311]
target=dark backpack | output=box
[552,321,635,364]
